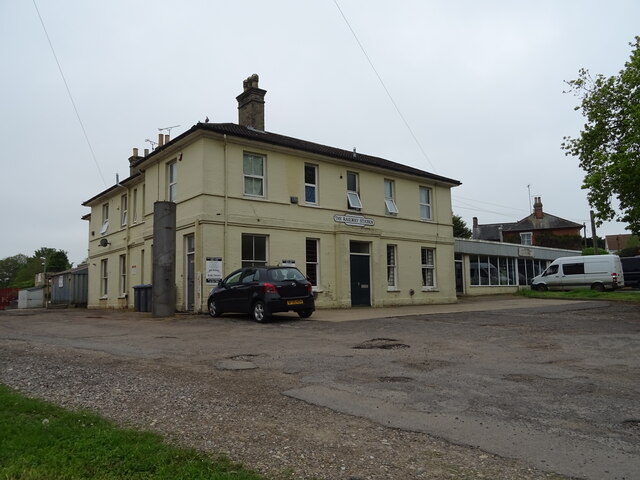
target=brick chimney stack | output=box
[236,74,266,130]
[533,197,544,219]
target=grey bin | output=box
[133,284,152,312]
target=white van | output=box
[531,255,625,292]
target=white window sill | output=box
[99,296,108,300]
[421,287,438,292]
[387,287,400,292]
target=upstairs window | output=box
[346,171,362,210]
[100,203,109,235]
[244,153,265,197]
[167,161,177,202]
[132,188,138,224]
[520,232,532,246]
[304,164,318,204]
[120,194,128,227]
[419,186,432,220]
[384,179,398,214]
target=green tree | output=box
[562,36,640,235]
[0,254,28,288]
[453,214,472,238]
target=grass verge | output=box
[517,288,640,302]
[0,384,265,479]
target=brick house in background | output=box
[473,197,583,250]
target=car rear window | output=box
[268,268,306,282]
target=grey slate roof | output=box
[502,212,582,232]
[85,122,460,206]
[133,122,461,186]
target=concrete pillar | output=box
[152,201,176,317]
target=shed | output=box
[50,265,88,307]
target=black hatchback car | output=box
[207,266,315,322]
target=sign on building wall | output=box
[206,257,223,284]
[333,214,375,227]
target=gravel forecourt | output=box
[2,300,637,479]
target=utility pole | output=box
[590,210,598,253]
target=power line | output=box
[333,0,437,173]
[32,0,107,188]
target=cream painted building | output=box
[82,75,461,312]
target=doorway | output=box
[350,241,371,307]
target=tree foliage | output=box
[562,36,640,235]
[453,214,472,238]
[0,248,71,288]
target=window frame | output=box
[305,238,319,288]
[118,254,126,296]
[243,152,266,198]
[419,186,432,221]
[384,179,398,215]
[387,244,398,290]
[304,163,318,205]
[167,161,177,202]
[132,188,138,224]
[241,234,268,267]
[520,232,533,246]
[421,247,436,290]
[100,259,108,297]
[346,171,362,210]
[100,203,109,235]
[120,194,128,227]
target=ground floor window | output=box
[469,255,518,286]
[421,247,436,288]
[387,245,397,289]
[305,238,319,286]
[119,255,126,296]
[100,259,108,297]
[517,258,548,285]
[242,234,267,267]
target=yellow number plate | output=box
[287,299,303,305]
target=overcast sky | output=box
[1,1,638,265]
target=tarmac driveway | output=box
[1,297,639,479]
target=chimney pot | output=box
[133,147,139,157]
[164,134,170,144]
[533,197,544,219]
[144,148,149,156]
[158,133,164,147]
[237,74,266,130]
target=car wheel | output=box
[208,299,221,317]
[591,283,605,292]
[297,309,313,319]
[252,300,270,323]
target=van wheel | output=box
[591,283,605,292]
[536,284,548,292]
